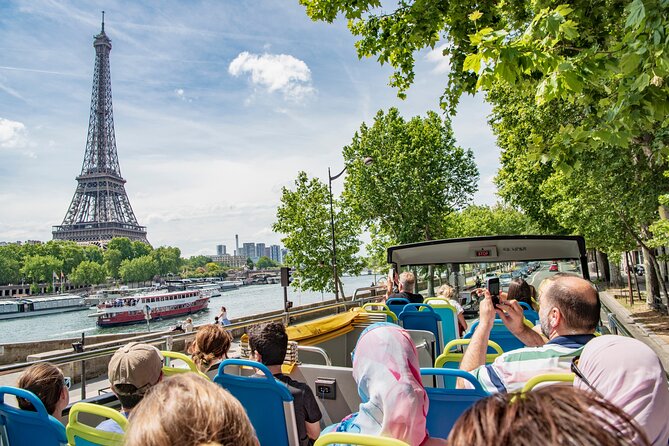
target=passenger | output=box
[16,362,69,419]
[248,321,322,446]
[436,284,467,335]
[124,373,258,446]
[448,386,649,446]
[189,323,232,379]
[183,317,194,333]
[97,342,164,433]
[218,306,231,325]
[459,275,599,393]
[505,277,537,310]
[573,335,669,445]
[387,271,423,304]
[326,323,447,446]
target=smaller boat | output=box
[92,289,209,327]
[192,283,221,298]
[0,294,87,320]
[217,280,243,291]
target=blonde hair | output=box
[17,362,65,415]
[190,324,232,372]
[124,374,258,446]
[437,284,455,300]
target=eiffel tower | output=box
[53,14,148,246]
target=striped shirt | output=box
[469,335,596,393]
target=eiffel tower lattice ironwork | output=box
[53,14,148,246]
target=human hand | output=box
[476,288,496,328]
[496,299,526,335]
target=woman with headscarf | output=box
[573,335,669,446]
[325,322,446,446]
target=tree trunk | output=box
[609,258,624,288]
[642,246,661,307]
[596,251,611,283]
[427,265,435,297]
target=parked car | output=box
[549,263,559,272]
[635,264,645,276]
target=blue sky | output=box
[0,1,499,257]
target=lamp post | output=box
[328,156,373,301]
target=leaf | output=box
[625,0,646,29]
[463,53,483,73]
[559,20,579,40]
[620,53,642,75]
[554,5,573,17]
[468,10,483,22]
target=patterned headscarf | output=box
[335,323,429,446]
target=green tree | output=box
[447,204,540,238]
[343,108,478,244]
[246,257,255,269]
[20,255,63,284]
[274,171,364,298]
[104,249,123,279]
[69,261,107,286]
[107,238,134,261]
[83,245,104,264]
[0,256,20,285]
[151,246,181,276]
[119,256,158,283]
[256,256,278,270]
[132,241,152,258]
[186,255,213,270]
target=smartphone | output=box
[486,277,500,306]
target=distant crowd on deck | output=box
[9,271,669,446]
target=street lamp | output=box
[328,156,373,301]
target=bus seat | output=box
[361,303,398,324]
[315,432,410,446]
[423,298,460,344]
[434,339,503,389]
[385,298,409,320]
[464,319,532,352]
[66,402,127,446]
[398,304,442,356]
[161,351,210,380]
[517,302,540,325]
[522,373,575,393]
[419,368,489,439]
[213,359,299,446]
[0,386,67,446]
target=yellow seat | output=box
[315,433,410,446]
[522,373,575,393]
[66,402,127,446]
[161,351,210,380]
[361,303,398,323]
[435,339,503,368]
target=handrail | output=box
[297,346,332,366]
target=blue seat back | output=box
[213,359,298,446]
[518,302,540,325]
[399,304,442,356]
[385,298,409,320]
[420,369,489,438]
[0,386,67,446]
[424,298,459,344]
[464,319,526,351]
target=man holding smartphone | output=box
[458,274,600,393]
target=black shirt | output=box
[274,373,322,446]
[388,291,424,304]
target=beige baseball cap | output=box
[108,342,163,395]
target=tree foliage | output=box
[447,204,540,238]
[69,260,106,286]
[274,171,363,296]
[343,107,478,246]
[20,255,63,284]
[256,256,278,270]
[119,256,158,283]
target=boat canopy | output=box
[387,235,588,278]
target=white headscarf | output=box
[574,335,669,446]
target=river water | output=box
[0,275,379,343]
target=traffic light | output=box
[280,267,293,287]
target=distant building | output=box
[264,247,271,258]
[242,243,256,260]
[270,245,281,263]
[255,243,266,259]
[281,248,289,264]
[216,244,226,256]
[235,234,239,256]
[211,254,247,268]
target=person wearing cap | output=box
[97,342,164,433]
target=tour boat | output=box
[0,294,87,320]
[92,289,209,327]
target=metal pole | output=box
[80,333,86,401]
[328,167,340,302]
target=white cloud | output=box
[425,44,451,74]
[228,52,315,102]
[174,88,192,102]
[0,117,28,149]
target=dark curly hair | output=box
[248,321,287,366]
